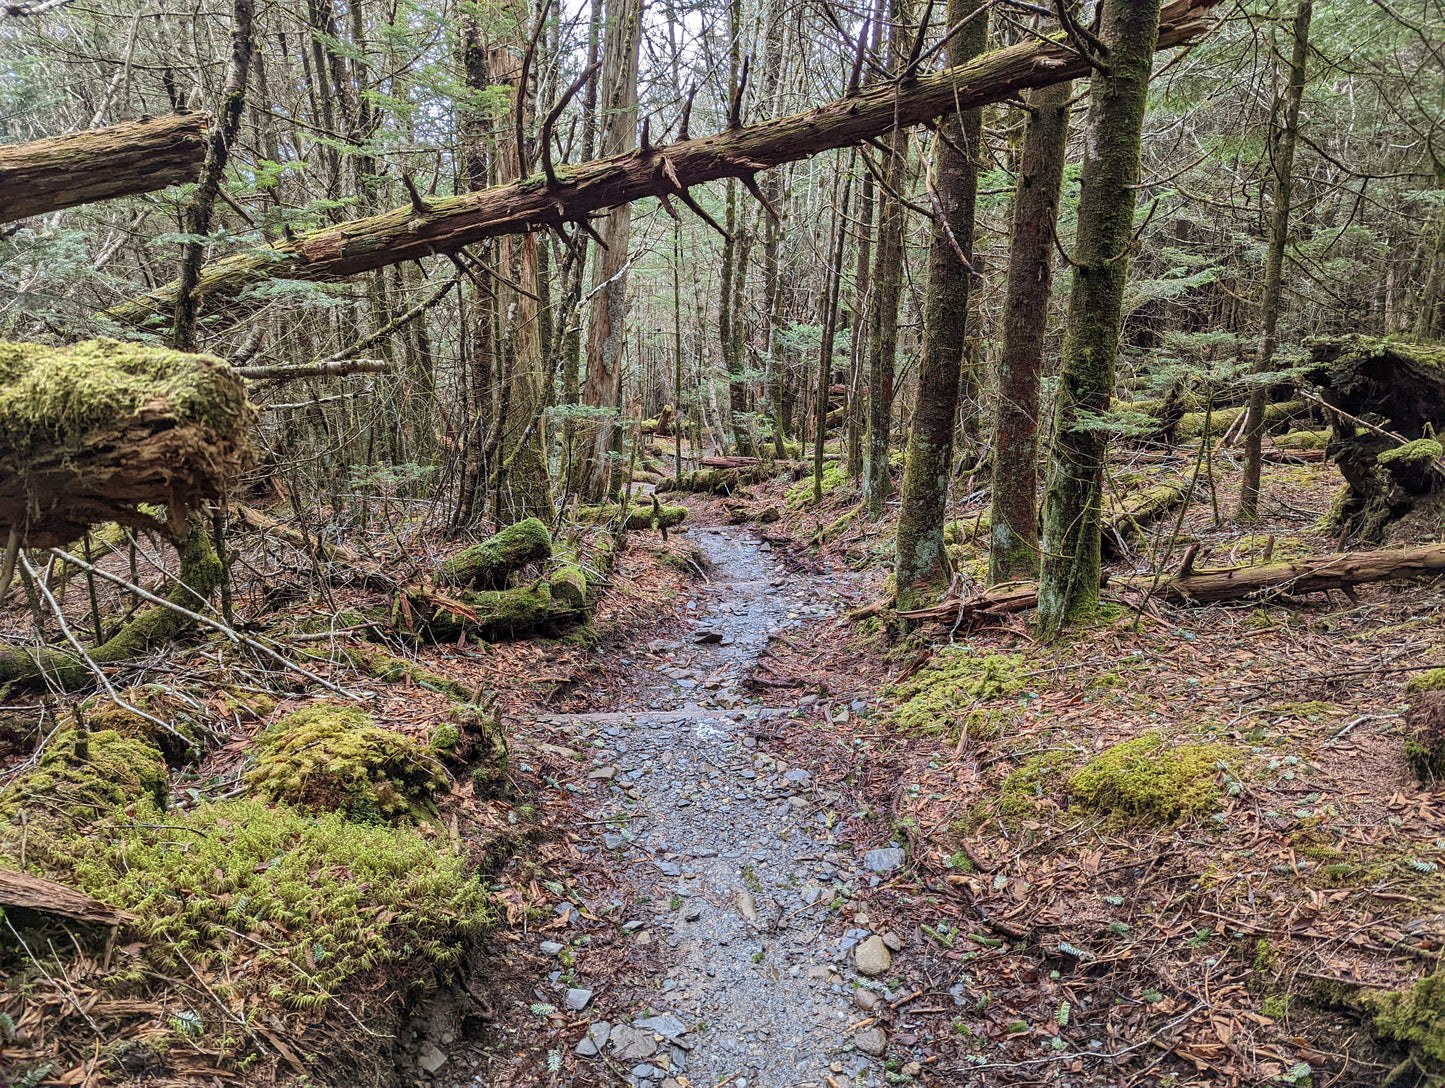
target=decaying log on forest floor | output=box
[1103,479,1193,557]
[699,456,808,471]
[1308,336,1445,543]
[0,113,208,223]
[437,517,551,588]
[0,339,254,546]
[0,869,131,925]
[104,0,1222,325]
[576,501,689,532]
[898,542,1445,625]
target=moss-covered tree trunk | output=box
[1237,0,1312,519]
[895,0,987,610]
[988,79,1071,584]
[862,0,912,517]
[1036,0,1162,637]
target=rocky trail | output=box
[487,526,922,1088]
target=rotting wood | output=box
[0,112,208,223]
[103,0,1223,325]
[0,869,131,925]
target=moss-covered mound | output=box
[1364,970,1445,1087]
[889,651,1027,738]
[246,703,447,822]
[65,797,492,1074]
[0,338,255,545]
[1409,669,1445,695]
[1068,734,1228,825]
[1404,691,1445,784]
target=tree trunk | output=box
[1036,0,1163,637]
[577,0,645,502]
[895,0,987,610]
[988,79,1071,584]
[170,0,254,352]
[0,113,209,224]
[1237,0,1312,519]
[103,0,1222,326]
[814,162,853,502]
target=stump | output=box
[1309,336,1445,542]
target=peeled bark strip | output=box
[0,339,255,547]
[0,113,208,224]
[104,0,1223,326]
[438,517,552,588]
[0,870,131,925]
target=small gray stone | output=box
[854,1026,888,1057]
[783,768,812,785]
[881,930,903,952]
[656,860,682,877]
[539,940,565,955]
[565,987,594,1011]
[853,987,883,1011]
[863,847,906,873]
[417,1043,447,1073]
[610,1024,658,1060]
[576,1021,610,1057]
[684,905,703,922]
[634,1013,688,1038]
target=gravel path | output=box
[537,527,911,1088]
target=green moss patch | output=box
[70,797,492,1037]
[1408,669,1445,695]
[889,651,1027,738]
[1379,438,1444,468]
[1067,734,1229,825]
[1364,971,1445,1086]
[246,702,447,822]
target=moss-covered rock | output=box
[889,651,1027,738]
[1067,734,1228,825]
[76,686,206,763]
[246,703,447,822]
[1363,970,1445,1086]
[438,517,552,589]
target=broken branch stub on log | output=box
[0,112,209,223]
[0,339,255,546]
[103,0,1222,325]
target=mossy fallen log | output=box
[0,514,223,690]
[232,502,367,566]
[1103,479,1193,557]
[575,502,688,531]
[397,583,585,643]
[0,339,254,546]
[438,517,552,588]
[1176,399,1304,440]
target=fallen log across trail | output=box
[103,0,1223,326]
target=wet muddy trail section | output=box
[523,526,912,1088]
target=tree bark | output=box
[895,0,987,610]
[0,113,208,224]
[170,0,254,352]
[1036,0,1163,637]
[862,0,912,517]
[577,0,645,502]
[988,79,1070,584]
[1237,0,1312,519]
[103,0,1223,327]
